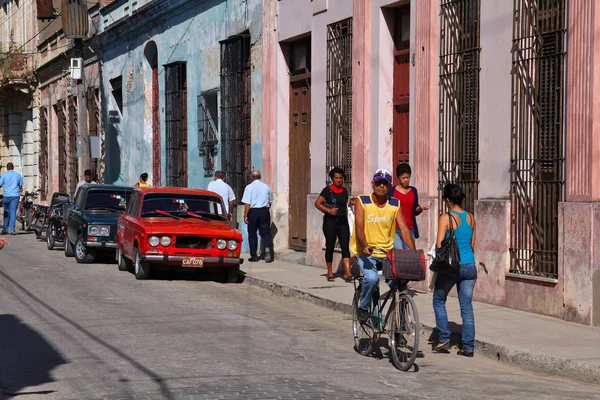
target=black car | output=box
[64,184,133,263]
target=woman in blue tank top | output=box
[432,183,477,357]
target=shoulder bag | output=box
[323,187,338,210]
[429,213,461,276]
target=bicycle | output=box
[351,246,420,371]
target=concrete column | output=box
[8,113,22,171]
[351,0,371,195]
[21,110,34,190]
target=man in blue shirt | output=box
[242,170,274,263]
[0,162,23,235]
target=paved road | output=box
[0,233,598,400]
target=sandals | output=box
[432,341,451,353]
[343,275,355,283]
[326,275,335,282]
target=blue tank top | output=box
[445,210,475,265]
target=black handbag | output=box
[429,213,461,276]
[323,187,339,210]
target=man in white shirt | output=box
[242,170,274,263]
[207,170,236,221]
[76,169,97,194]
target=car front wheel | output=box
[64,237,74,257]
[134,247,150,280]
[75,235,96,264]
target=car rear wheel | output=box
[225,264,240,283]
[64,237,74,257]
[117,247,132,272]
[134,247,150,280]
[47,226,55,250]
[75,235,96,264]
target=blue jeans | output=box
[3,196,19,233]
[394,228,415,249]
[357,255,395,311]
[432,263,477,352]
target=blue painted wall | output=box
[99,0,265,252]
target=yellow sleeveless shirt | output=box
[350,194,400,257]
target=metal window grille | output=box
[198,89,219,176]
[326,18,353,192]
[38,106,48,201]
[55,101,67,194]
[220,33,251,202]
[68,96,79,196]
[509,0,565,280]
[87,87,101,182]
[438,0,481,213]
[164,62,188,187]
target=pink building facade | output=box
[267,0,600,326]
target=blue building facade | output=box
[97,0,271,251]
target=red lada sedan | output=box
[117,187,243,282]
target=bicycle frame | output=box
[353,275,405,336]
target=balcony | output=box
[0,53,36,93]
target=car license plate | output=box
[182,257,203,268]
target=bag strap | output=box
[447,212,456,238]
[329,187,337,205]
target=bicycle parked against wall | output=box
[351,246,421,371]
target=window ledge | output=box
[506,272,558,284]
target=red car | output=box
[116,187,243,282]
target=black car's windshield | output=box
[84,189,132,211]
[140,193,227,221]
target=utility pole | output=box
[74,38,89,178]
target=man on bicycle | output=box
[351,168,415,323]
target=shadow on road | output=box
[0,315,66,398]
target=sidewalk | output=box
[240,252,600,385]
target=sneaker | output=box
[457,349,474,358]
[248,256,259,262]
[357,308,370,324]
[1,230,5,235]
[264,248,273,263]
[432,341,451,353]
[9,232,16,236]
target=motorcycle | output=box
[17,189,40,231]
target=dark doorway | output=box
[164,62,188,187]
[287,37,311,251]
[220,33,251,205]
[55,101,67,194]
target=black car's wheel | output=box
[134,247,150,280]
[47,226,55,250]
[75,235,96,264]
[117,247,132,272]
[64,237,74,257]
[225,264,240,283]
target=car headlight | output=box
[227,240,238,250]
[89,225,110,236]
[149,236,159,247]
[216,239,227,250]
[160,236,171,246]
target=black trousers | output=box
[248,207,273,257]
[323,215,351,263]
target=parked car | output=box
[30,192,70,241]
[117,187,243,282]
[64,184,133,263]
[43,192,72,250]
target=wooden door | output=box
[288,78,311,251]
[393,5,411,184]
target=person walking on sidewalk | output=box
[0,162,23,235]
[389,163,429,249]
[207,170,236,221]
[315,167,353,283]
[432,183,477,357]
[242,170,274,263]
[351,168,415,323]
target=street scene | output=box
[0,234,599,400]
[1,0,600,398]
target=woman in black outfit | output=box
[314,167,353,282]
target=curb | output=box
[243,274,600,385]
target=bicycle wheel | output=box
[389,292,420,371]
[352,285,374,356]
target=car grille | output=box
[175,236,211,249]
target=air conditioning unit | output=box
[70,58,83,80]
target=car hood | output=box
[83,212,123,224]
[140,218,241,238]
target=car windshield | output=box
[140,193,227,221]
[84,189,132,211]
